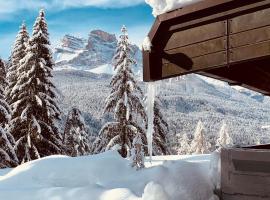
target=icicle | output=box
[27,133,31,148]
[146,82,156,161]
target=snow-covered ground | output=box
[0,151,219,200]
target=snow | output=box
[87,64,115,74]
[142,182,169,200]
[0,151,219,200]
[54,50,84,63]
[142,37,152,52]
[145,0,203,16]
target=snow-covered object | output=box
[216,122,233,149]
[93,26,147,158]
[190,120,211,154]
[145,0,203,16]
[144,93,170,156]
[131,133,145,170]
[63,107,91,156]
[0,60,11,124]
[6,22,29,107]
[142,36,152,52]
[178,133,190,155]
[0,151,218,200]
[0,59,18,168]
[9,9,62,163]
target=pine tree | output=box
[131,133,145,170]
[93,25,147,158]
[177,133,190,155]
[10,10,62,163]
[190,120,210,154]
[6,22,29,105]
[152,97,170,155]
[216,122,233,149]
[63,108,91,157]
[0,59,18,168]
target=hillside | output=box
[53,70,270,152]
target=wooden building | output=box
[143,0,270,199]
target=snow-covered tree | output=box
[63,108,91,156]
[131,133,145,170]
[152,97,170,155]
[10,10,62,163]
[6,22,29,105]
[93,25,147,158]
[216,122,233,149]
[177,133,190,155]
[190,121,210,154]
[0,59,18,168]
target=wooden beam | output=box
[203,59,270,94]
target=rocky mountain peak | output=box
[89,30,116,43]
[54,29,142,74]
[61,35,87,50]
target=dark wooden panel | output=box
[233,159,270,173]
[230,7,270,34]
[230,40,270,63]
[221,148,270,200]
[162,51,227,78]
[166,36,227,58]
[222,193,267,200]
[169,0,270,32]
[143,50,163,81]
[204,60,270,95]
[229,173,270,195]
[165,21,227,50]
[230,25,270,48]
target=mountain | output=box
[53,30,142,74]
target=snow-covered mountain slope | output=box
[53,30,142,74]
[53,71,270,149]
[0,151,217,200]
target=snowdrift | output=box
[0,151,218,200]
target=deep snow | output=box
[0,151,219,200]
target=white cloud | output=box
[0,0,145,15]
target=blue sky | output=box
[0,0,154,59]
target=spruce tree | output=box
[93,25,147,158]
[131,133,145,170]
[6,22,29,106]
[10,10,62,163]
[152,97,169,155]
[0,59,18,168]
[190,120,210,154]
[63,108,91,156]
[177,133,190,155]
[216,122,233,149]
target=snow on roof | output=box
[145,0,204,16]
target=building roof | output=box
[143,0,270,95]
